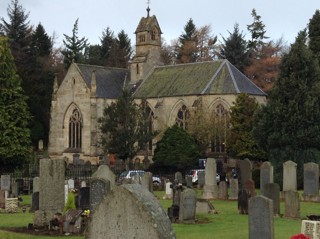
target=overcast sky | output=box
[0,0,319,48]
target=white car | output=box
[118,170,161,185]
[187,169,223,184]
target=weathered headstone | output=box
[202,158,218,199]
[238,189,249,214]
[33,177,40,193]
[29,192,39,212]
[303,162,319,201]
[163,181,173,199]
[175,172,183,184]
[91,165,116,190]
[78,187,90,210]
[185,176,193,188]
[68,179,75,190]
[141,172,153,193]
[179,188,196,223]
[244,179,256,197]
[34,158,65,227]
[229,178,239,200]
[0,190,5,209]
[301,220,320,239]
[81,181,86,188]
[218,181,228,200]
[196,199,215,214]
[90,178,111,211]
[283,160,297,192]
[197,171,205,188]
[284,190,300,219]
[239,158,252,189]
[0,175,10,191]
[260,162,273,195]
[86,184,176,239]
[249,196,274,239]
[264,183,280,215]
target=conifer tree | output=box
[254,31,320,185]
[0,36,31,171]
[308,10,320,63]
[62,18,88,68]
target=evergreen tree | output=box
[98,90,154,162]
[227,93,265,160]
[153,125,200,172]
[253,31,320,185]
[84,44,102,65]
[308,10,320,63]
[247,8,268,52]
[0,36,31,171]
[62,18,88,68]
[100,27,115,65]
[219,23,250,72]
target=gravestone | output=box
[239,158,252,189]
[68,179,75,190]
[91,165,116,190]
[196,199,215,214]
[64,184,69,204]
[29,192,39,212]
[202,158,218,199]
[81,181,86,188]
[185,176,193,188]
[301,220,320,239]
[260,162,273,195]
[131,174,141,184]
[141,172,153,193]
[86,184,176,239]
[0,190,5,209]
[238,189,249,214]
[179,188,196,224]
[78,187,90,210]
[1,175,10,191]
[303,162,319,201]
[163,181,173,199]
[11,181,19,197]
[249,196,274,239]
[264,183,280,215]
[197,171,205,188]
[218,181,228,200]
[34,158,65,227]
[283,160,297,192]
[229,178,239,200]
[175,172,183,184]
[284,190,300,219]
[33,177,40,193]
[90,178,111,211]
[244,179,256,197]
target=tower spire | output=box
[146,0,151,17]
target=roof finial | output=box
[146,0,151,17]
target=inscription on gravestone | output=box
[304,163,319,197]
[90,178,110,210]
[179,189,196,223]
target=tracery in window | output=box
[139,35,145,42]
[211,104,229,153]
[69,109,82,149]
[176,105,190,130]
[151,30,156,40]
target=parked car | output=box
[118,170,161,186]
[186,169,225,184]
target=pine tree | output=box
[62,18,88,68]
[227,93,265,160]
[253,31,320,185]
[247,8,268,52]
[100,27,115,65]
[308,10,320,63]
[219,23,250,72]
[0,36,31,171]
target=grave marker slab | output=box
[1,175,10,191]
[90,178,110,211]
[283,160,297,192]
[303,162,319,201]
[260,162,273,195]
[284,190,300,219]
[264,183,280,215]
[179,188,196,223]
[202,158,218,199]
[239,158,252,189]
[78,187,90,210]
[218,181,228,200]
[229,178,238,200]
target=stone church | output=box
[48,8,267,164]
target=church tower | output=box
[130,6,163,85]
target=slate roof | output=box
[135,15,162,34]
[133,60,266,98]
[76,64,129,99]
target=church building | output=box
[48,8,267,164]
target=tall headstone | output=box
[68,179,75,190]
[239,158,252,189]
[303,162,319,201]
[163,181,173,199]
[260,162,273,195]
[202,158,218,199]
[174,172,183,184]
[86,184,176,239]
[1,175,10,191]
[29,192,39,212]
[78,187,90,210]
[141,172,153,193]
[0,190,5,209]
[34,158,65,227]
[264,183,280,215]
[284,190,300,219]
[197,171,205,188]
[185,176,193,188]
[90,178,111,211]
[244,179,256,197]
[33,177,40,193]
[229,178,239,200]
[64,184,69,204]
[91,165,116,190]
[179,188,196,224]
[283,160,297,192]
[249,196,274,239]
[218,181,228,200]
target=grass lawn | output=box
[0,191,316,238]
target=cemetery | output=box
[0,158,319,238]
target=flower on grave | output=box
[290,234,311,239]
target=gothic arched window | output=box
[212,104,229,153]
[146,106,154,150]
[69,109,82,149]
[151,30,156,40]
[176,105,190,130]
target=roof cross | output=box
[146,0,151,17]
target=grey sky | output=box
[0,0,319,48]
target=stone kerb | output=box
[86,184,176,239]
